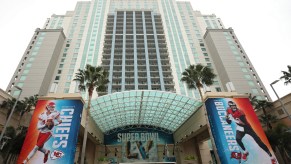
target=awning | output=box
[90,90,202,134]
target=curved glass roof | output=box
[90,90,202,134]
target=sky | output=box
[0,0,290,101]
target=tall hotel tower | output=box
[7,0,270,101]
[6,1,275,163]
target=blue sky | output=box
[0,0,290,100]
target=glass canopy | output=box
[90,90,202,134]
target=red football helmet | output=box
[46,102,56,112]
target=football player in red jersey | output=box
[22,102,62,164]
[226,101,276,163]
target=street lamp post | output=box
[270,80,291,120]
[0,86,23,143]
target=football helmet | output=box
[228,101,237,107]
[46,102,56,112]
[228,101,238,111]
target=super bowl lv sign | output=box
[18,99,84,164]
[205,98,278,164]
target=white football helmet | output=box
[46,102,56,112]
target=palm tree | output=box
[0,98,23,121]
[18,94,38,126]
[266,123,291,163]
[254,100,273,130]
[181,64,216,100]
[3,127,28,164]
[259,114,277,129]
[0,126,16,162]
[248,93,258,107]
[280,65,291,85]
[73,64,109,164]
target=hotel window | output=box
[244,75,251,79]
[248,81,255,87]
[49,82,58,93]
[67,75,72,81]
[20,76,26,81]
[13,90,21,96]
[238,62,245,67]
[64,88,69,93]
[213,81,219,85]
[29,58,35,62]
[65,82,71,87]
[17,82,24,87]
[251,89,259,94]
[241,68,248,72]
[33,47,40,51]
[68,69,74,74]
[26,63,32,68]
[215,87,222,92]
[23,70,29,74]
[277,109,284,115]
[236,56,242,61]
[55,76,60,80]
[230,45,236,50]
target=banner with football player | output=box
[18,99,84,164]
[205,97,278,164]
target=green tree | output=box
[3,126,16,139]
[73,64,109,164]
[248,93,258,106]
[259,114,277,128]
[280,65,291,85]
[254,100,274,130]
[266,123,291,163]
[1,98,23,121]
[18,94,38,126]
[181,64,216,100]
[2,127,28,164]
[0,126,16,161]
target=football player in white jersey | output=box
[22,102,62,164]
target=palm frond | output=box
[74,64,109,94]
[181,64,216,91]
[280,65,291,85]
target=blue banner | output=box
[205,98,278,164]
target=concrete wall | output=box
[198,141,212,164]
[174,105,213,164]
[86,139,97,164]
[174,106,207,142]
[204,28,271,100]
[80,107,104,143]
[7,29,66,99]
